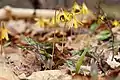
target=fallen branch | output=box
[0,6,60,20]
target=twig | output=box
[61,22,67,53]
[105,20,115,61]
[95,1,115,61]
[51,9,58,69]
[0,22,4,56]
[88,47,105,73]
[0,40,2,55]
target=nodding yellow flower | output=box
[80,3,89,14]
[99,15,105,20]
[50,11,61,25]
[112,20,120,27]
[73,16,83,29]
[58,10,72,22]
[35,18,50,27]
[51,17,57,25]
[73,19,79,28]
[72,1,81,14]
[51,17,60,25]
[0,22,9,41]
[97,15,105,24]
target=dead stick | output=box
[0,6,60,19]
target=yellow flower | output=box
[80,3,89,14]
[35,18,50,27]
[99,15,105,20]
[0,23,9,41]
[71,1,81,14]
[58,10,72,22]
[68,15,83,29]
[73,19,78,28]
[50,11,61,25]
[51,17,57,25]
[112,20,120,27]
[35,18,45,27]
[97,15,105,24]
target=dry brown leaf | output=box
[65,34,98,50]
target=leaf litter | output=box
[0,1,120,80]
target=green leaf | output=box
[66,60,76,71]
[71,50,83,56]
[99,30,110,35]
[90,22,99,32]
[75,48,89,73]
[17,45,26,50]
[3,42,11,48]
[96,30,111,40]
[24,37,37,45]
[39,49,51,58]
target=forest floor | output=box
[0,2,120,80]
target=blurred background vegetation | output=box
[0,0,119,9]
[0,0,120,18]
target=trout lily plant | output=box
[0,22,9,41]
[35,1,91,29]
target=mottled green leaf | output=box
[71,49,84,56]
[96,30,111,40]
[66,60,76,71]
[90,22,99,32]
